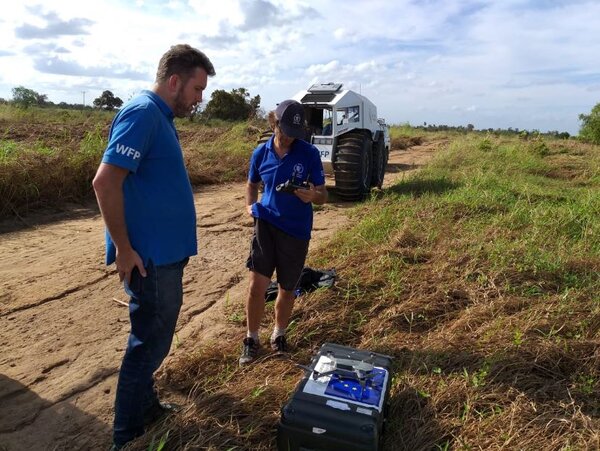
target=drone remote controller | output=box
[276,179,310,193]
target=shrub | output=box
[578,102,600,144]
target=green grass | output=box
[372,135,599,290]
[0,103,114,123]
[0,140,21,161]
[390,122,424,138]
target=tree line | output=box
[415,122,572,140]
[2,86,124,111]
[3,85,600,143]
[2,85,262,120]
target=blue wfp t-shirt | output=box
[101,90,197,266]
[248,137,325,240]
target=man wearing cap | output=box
[240,99,328,365]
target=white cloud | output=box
[0,0,599,133]
[306,61,340,76]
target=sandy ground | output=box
[0,142,440,450]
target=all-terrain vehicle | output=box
[258,83,390,200]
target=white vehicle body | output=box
[291,83,391,199]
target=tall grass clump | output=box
[181,121,261,185]
[148,134,599,450]
[0,107,262,218]
[389,123,426,149]
[0,108,113,217]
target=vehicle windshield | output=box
[322,109,333,135]
[306,107,334,136]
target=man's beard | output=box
[173,89,192,118]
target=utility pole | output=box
[82,91,86,108]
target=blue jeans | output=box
[113,257,188,447]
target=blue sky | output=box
[1,0,600,135]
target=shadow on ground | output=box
[0,374,111,451]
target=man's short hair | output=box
[156,44,215,83]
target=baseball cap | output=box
[275,99,305,139]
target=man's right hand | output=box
[115,247,147,284]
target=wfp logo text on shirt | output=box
[116,143,141,160]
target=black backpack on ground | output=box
[265,267,337,302]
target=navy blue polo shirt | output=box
[249,136,325,240]
[101,90,197,266]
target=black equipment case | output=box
[277,342,393,451]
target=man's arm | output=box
[246,180,261,216]
[295,183,328,205]
[92,163,146,282]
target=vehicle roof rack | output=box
[307,82,343,94]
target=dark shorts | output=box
[246,218,309,291]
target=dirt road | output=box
[0,142,440,450]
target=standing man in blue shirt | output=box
[240,100,328,365]
[92,44,215,449]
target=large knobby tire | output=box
[333,132,372,201]
[370,138,387,188]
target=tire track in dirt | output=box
[1,273,111,317]
[0,142,442,450]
